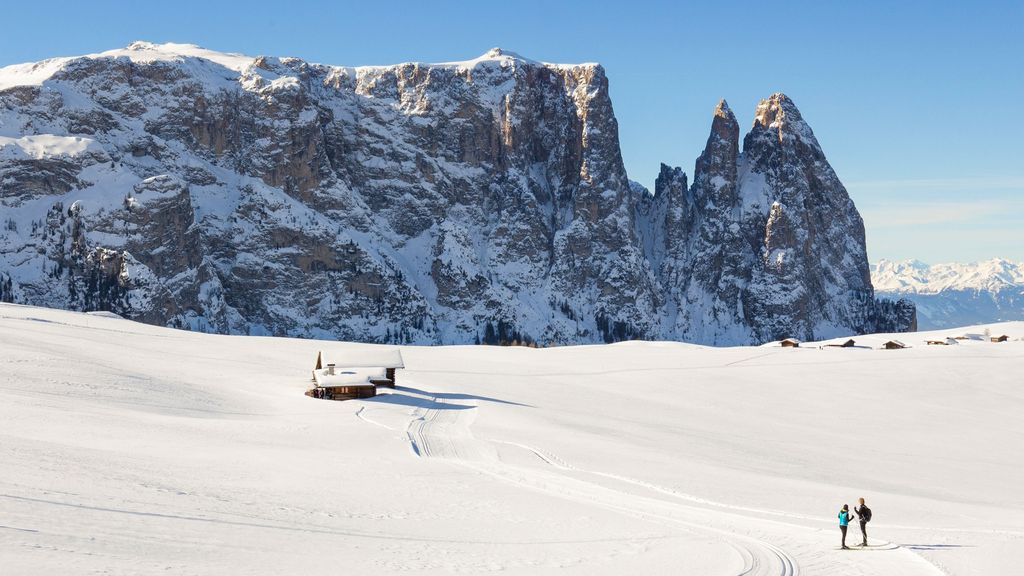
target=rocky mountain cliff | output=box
[873,259,1022,329]
[0,42,914,344]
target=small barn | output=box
[991,334,1009,343]
[314,349,404,387]
[825,339,857,348]
[882,340,907,350]
[308,349,405,401]
[780,338,801,348]
[926,338,958,346]
[306,380,376,401]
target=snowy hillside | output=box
[1,303,1020,575]
[0,42,914,345]
[873,259,1024,329]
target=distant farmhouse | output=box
[825,339,857,348]
[308,349,405,401]
[882,340,907,350]
[780,338,801,348]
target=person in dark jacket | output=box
[854,497,872,546]
[838,504,853,549]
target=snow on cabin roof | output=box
[780,338,802,343]
[314,368,382,388]
[317,349,404,369]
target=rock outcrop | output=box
[0,42,914,344]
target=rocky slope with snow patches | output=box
[872,259,1024,329]
[0,42,914,344]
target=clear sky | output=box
[2,0,1021,263]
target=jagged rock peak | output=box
[714,98,735,120]
[709,98,739,142]
[751,92,818,145]
[654,163,688,198]
[754,92,798,123]
[694,98,740,192]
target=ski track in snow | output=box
[362,386,946,576]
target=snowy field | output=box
[1,303,1022,575]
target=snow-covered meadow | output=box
[1,303,1021,575]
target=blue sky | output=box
[2,0,1021,263]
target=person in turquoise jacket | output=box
[838,504,853,549]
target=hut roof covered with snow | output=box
[310,349,405,399]
[315,349,405,370]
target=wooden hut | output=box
[882,340,907,350]
[826,339,856,348]
[305,383,376,401]
[310,349,405,402]
[780,338,801,348]
[926,338,957,346]
[991,334,1009,343]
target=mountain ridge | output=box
[872,259,1023,329]
[0,42,915,344]
[872,258,1024,294]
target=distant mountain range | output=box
[872,259,1024,329]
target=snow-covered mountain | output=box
[872,259,1024,329]
[0,42,915,344]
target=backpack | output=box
[861,506,872,522]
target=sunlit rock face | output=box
[0,43,913,344]
[643,94,914,343]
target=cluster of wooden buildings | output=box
[307,349,405,401]
[779,333,1012,350]
[926,334,1010,345]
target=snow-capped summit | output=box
[0,41,258,91]
[0,44,914,344]
[102,41,255,70]
[750,92,820,148]
[459,47,540,65]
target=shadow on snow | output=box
[363,385,532,409]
